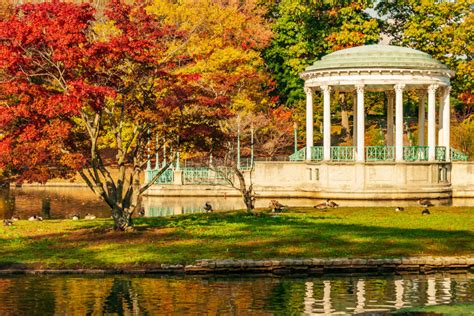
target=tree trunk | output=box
[340,93,350,140]
[243,190,254,213]
[112,206,134,231]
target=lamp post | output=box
[155,133,159,170]
[294,122,298,154]
[146,130,151,171]
[162,137,167,167]
[250,123,254,167]
[237,115,241,169]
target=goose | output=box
[314,202,327,210]
[203,202,213,213]
[138,209,145,217]
[71,214,80,220]
[326,199,339,208]
[84,213,96,220]
[11,215,20,221]
[395,207,405,212]
[418,199,434,207]
[269,200,285,213]
[28,215,43,221]
[421,208,431,215]
[3,219,13,226]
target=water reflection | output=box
[1,186,473,219]
[0,273,472,315]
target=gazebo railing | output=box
[183,167,229,185]
[403,146,429,161]
[450,148,468,161]
[289,146,323,161]
[311,146,324,161]
[366,146,395,161]
[148,168,174,184]
[435,146,447,161]
[289,146,468,162]
[289,147,306,161]
[331,146,356,161]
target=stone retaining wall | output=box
[1,257,472,275]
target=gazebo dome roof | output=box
[305,45,451,73]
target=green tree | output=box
[263,0,380,108]
[376,0,473,117]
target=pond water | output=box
[1,186,474,220]
[0,273,472,315]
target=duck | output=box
[3,219,13,226]
[203,202,213,213]
[269,200,285,213]
[421,208,431,215]
[84,213,96,220]
[326,199,339,208]
[71,214,80,220]
[28,215,43,221]
[395,207,405,212]
[418,198,434,207]
[11,215,20,221]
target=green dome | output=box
[305,45,450,72]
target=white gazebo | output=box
[299,45,455,163]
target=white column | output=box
[418,90,426,146]
[438,91,444,147]
[322,85,332,161]
[387,91,394,146]
[353,92,357,145]
[427,84,438,161]
[356,85,365,162]
[443,86,451,161]
[305,87,314,161]
[395,84,405,161]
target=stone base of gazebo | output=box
[145,160,474,200]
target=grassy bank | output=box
[1,207,473,269]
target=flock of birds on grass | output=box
[3,198,436,227]
[3,213,97,226]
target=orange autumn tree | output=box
[147,0,274,115]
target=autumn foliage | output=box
[0,0,239,229]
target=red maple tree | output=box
[0,0,230,230]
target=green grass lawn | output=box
[0,207,473,269]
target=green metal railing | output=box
[147,168,174,184]
[435,146,447,161]
[289,147,306,161]
[403,146,429,161]
[311,146,324,161]
[289,146,323,161]
[182,167,228,185]
[366,146,395,161]
[331,146,356,161]
[450,148,468,161]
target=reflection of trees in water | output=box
[0,277,57,315]
[0,275,474,314]
[103,278,147,315]
[0,188,15,219]
[41,197,51,219]
[265,279,306,314]
[6,188,109,219]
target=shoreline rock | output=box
[0,256,472,275]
